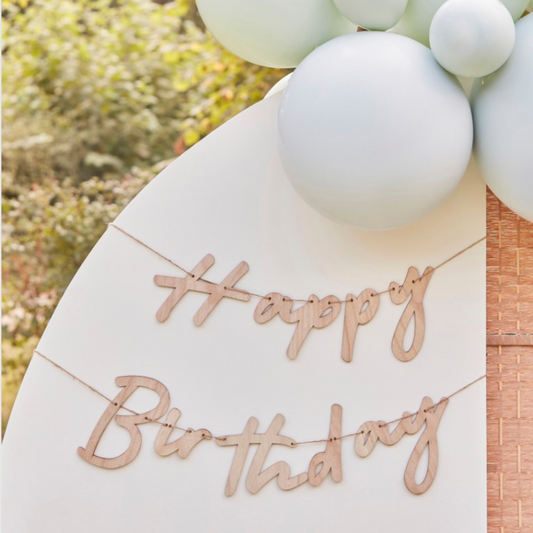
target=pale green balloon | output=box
[391,0,447,47]
[499,0,529,20]
[392,0,527,47]
[196,0,357,68]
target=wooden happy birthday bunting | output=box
[154,255,433,364]
[104,224,483,364]
[75,371,453,497]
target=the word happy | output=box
[154,255,434,363]
[78,375,448,497]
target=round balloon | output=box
[196,0,356,68]
[499,0,529,20]
[333,0,408,30]
[472,13,533,223]
[277,32,473,231]
[392,0,447,46]
[430,0,515,78]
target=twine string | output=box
[54,224,486,441]
[107,222,486,305]
[33,350,485,447]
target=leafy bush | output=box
[2,0,286,435]
[2,0,285,183]
[2,165,164,432]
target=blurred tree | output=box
[2,0,285,183]
[2,0,287,435]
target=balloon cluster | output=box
[196,0,533,229]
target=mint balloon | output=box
[196,0,356,68]
[430,0,515,78]
[333,0,408,30]
[499,0,529,20]
[392,0,447,47]
[277,32,473,231]
[472,14,533,223]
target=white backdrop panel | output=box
[3,93,486,533]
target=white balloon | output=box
[392,0,447,47]
[472,14,533,223]
[265,73,293,98]
[498,0,529,20]
[333,0,408,30]
[195,0,356,68]
[430,0,515,78]
[277,32,473,231]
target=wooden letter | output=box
[217,415,308,496]
[354,396,448,495]
[253,292,292,325]
[389,266,434,362]
[341,289,380,363]
[308,404,343,487]
[154,255,250,325]
[254,293,341,359]
[246,414,308,494]
[154,408,211,458]
[404,398,448,495]
[78,376,170,469]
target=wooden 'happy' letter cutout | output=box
[308,404,343,487]
[155,255,250,325]
[154,408,211,458]
[389,266,434,362]
[341,290,380,363]
[254,293,341,359]
[78,376,170,469]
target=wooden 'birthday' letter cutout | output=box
[154,408,211,458]
[389,266,434,362]
[78,376,170,469]
[154,254,250,325]
[404,398,448,495]
[254,293,341,359]
[216,414,308,496]
[341,290,380,363]
[308,404,343,487]
[354,396,448,495]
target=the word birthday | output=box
[154,255,434,363]
[78,375,448,496]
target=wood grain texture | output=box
[341,290,380,363]
[354,396,448,495]
[154,255,250,325]
[253,293,341,360]
[216,415,307,496]
[486,188,533,532]
[78,376,170,469]
[390,266,434,362]
[308,404,343,487]
[154,408,211,458]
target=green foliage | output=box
[2,165,163,433]
[2,0,286,435]
[2,0,285,183]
